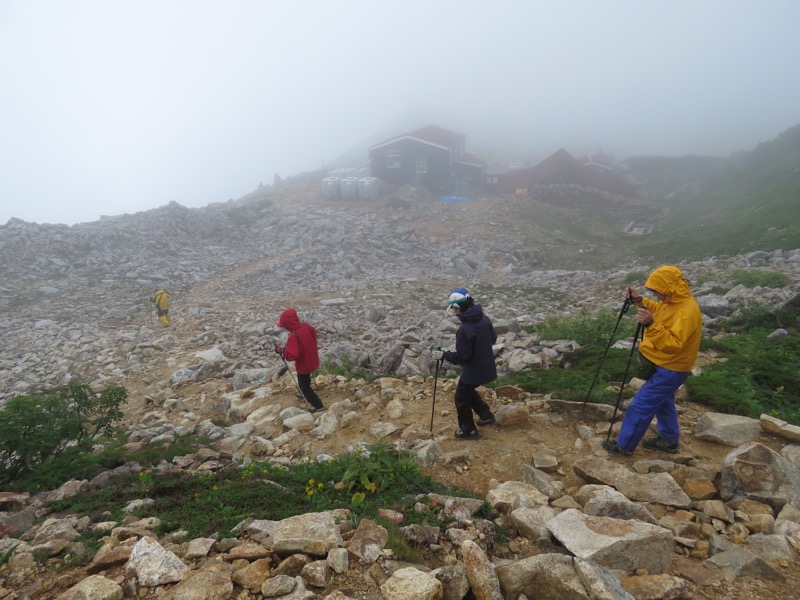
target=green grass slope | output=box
[629,124,800,261]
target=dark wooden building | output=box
[369,125,485,195]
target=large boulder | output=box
[546,509,674,574]
[720,442,800,511]
[695,413,762,446]
[573,457,691,508]
[271,512,345,557]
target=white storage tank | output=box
[321,177,341,200]
[340,176,360,200]
[358,177,380,200]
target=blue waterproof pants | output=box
[616,366,690,451]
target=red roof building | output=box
[496,149,640,198]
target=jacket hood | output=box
[645,266,693,300]
[458,303,484,323]
[276,308,300,331]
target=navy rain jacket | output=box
[443,303,498,386]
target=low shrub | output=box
[506,308,640,404]
[0,382,127,485]
[729,269,790,289]
[530,308,637,346]
[317,354,373,381]
[499,301,800,425]
[48,439,467,540]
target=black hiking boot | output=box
[476,414,497,426]
[642,435,678,453]
[602,440,634,456]
[454,428,480,440]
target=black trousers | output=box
[297,373,323,409]
[455,379,493,433]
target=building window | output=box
[416,158,428,173]
[387,149,401,157]
[386,159,401,169]
[485,176,498,185]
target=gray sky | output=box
[2,1,799,225]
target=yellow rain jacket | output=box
[638,266,702,371]
[152,290,172,327]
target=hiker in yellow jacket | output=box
[603,266,702,455]
[151,290,172,326]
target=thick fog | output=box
[1,1,799,225]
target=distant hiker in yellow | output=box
[151,290,172,326]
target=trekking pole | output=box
[430,357,443,432]
[606,322,644,441]
[279,352,311,407]
[429,336,445,432]
[582,293,633,410]
[266,342,311,407]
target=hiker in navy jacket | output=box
[433,288,497,440]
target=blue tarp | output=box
[440,196,470,204]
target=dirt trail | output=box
[107,190,800,599]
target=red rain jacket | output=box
[276,308,320,375]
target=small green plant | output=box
[530,308,637,346]
[317,354,373,381]
[384,524,423,563]
[729,269,790,289]
[134,470,154,494]
[240,464,271,480]
[125,433,209,468]
[31,547,50,564]
[340,439,402,496]
[492,522,509,544]
[720,305,780,332]
[0,543,18,567]
[624,271,647,285]
[304,478,327,508]
[693,274,714,287]
[58,540,100,570]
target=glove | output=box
[274,344,284,355]
[432,349,445,361]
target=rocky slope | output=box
[1,183,800,599]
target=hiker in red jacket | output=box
[275,308,324,412]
